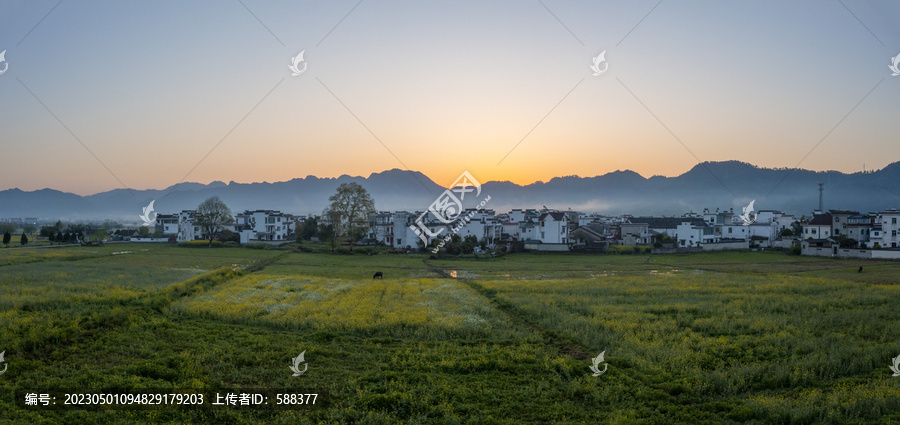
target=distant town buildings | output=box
[150,209,297,244]
[123,202,900,260]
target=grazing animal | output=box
[858,266,863,273]
[373,271,383,279]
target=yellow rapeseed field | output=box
[169,274,518,339]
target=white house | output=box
[155,214,179,236]
[803,213,832,239]
[177,210,204,242]
[675,221,717,247]
[393,211,451,249]
[234,210,294,244]
[880,210,900,248]
[537,212,569,244]
[368,211,394,245]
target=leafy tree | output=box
[90,230,106,243]
[217,229,239,243]
[21,233,28,245]
[40,226,55,238]
[791,220,803,237]
[101,219,122,229]
[2,231,10,246]
[317,222,335,251]
[0,223,15,235]
[319,208,342,254]
[66,224,85,235]
[48,233,55,244]
[152,230,165,239]
[298,217,318,241]
[137,226,151,238]
[327,183,375,253]
[23,224,36,235]
[196,196,234,247]
[779,228,794,237]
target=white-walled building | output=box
[155,214,179,236]
[880,210,900,248]
[177,210,204,242]
[675,221,717,247]
[368,211,394,246]
[537,212,569,244]
[234,210,294,244]
[803,213,833,239]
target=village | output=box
[136,204,900,260]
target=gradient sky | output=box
[1,0,898,196]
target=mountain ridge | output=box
[1,162,898,221]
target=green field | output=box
[2,244,899,424]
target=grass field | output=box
[1,244,899,424]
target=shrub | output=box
[223,241,239,247]
[177,240,225,248]
[606,245,634,255]
[245,243,269,250]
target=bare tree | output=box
[196,196,234,246]
[328,182,375,253]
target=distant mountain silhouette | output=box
[1,162,898,222]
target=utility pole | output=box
[817,182,824,213]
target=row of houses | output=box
[801,210,900,248]
[366,206,900,256]
[800,210,900,259]
[154,210,298,244]
[147,204,900,259]
[364,207,801,252]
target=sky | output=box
[0,0,898,196]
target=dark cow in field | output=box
[858,266,863,273]
[373,271,383,279]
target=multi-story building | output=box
[676,221,718,247]
[368,211,394,245]
[537,212,569,244]
[155,214,179,236]
[619,222,652,245]
[234,210,294,244]
[177,210,204,242]
[846,214,875,246]
[830,210,859,239]
[880,210,900,248]
[803,213,832,239]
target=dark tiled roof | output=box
[808,214,832,225]
[630,217,707,229]
[573,226,605,238]
[539,212,567,221]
